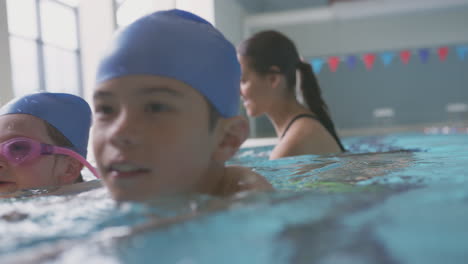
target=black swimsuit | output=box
[280,113,345,152]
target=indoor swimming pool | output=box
[1,131,467,263]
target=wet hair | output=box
[237,30,345,151]
[44,122,84,183]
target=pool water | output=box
[1,132,468,263]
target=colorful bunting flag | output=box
[311,58,324,74]
[311,44,466,73]
[346,55,357,69]
[328,56,340,72]
[438,46,449,61]
[381,52,395,66]
[456,45,468,61]
[400,50,411,64]
[418,48,430,64]
[362,53,376,70]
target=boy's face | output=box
[0,114,65,194]
[92,75,220,201]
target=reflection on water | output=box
[1,133,468,263]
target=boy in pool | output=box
[0,92,99,197]
[93,9,272,201]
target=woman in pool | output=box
[0,92,99,196]
[237,30,345,159]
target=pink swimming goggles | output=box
[0,137,99,178]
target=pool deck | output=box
[242,121,468,148]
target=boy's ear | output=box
[212,116,249,162]
[57,157,83,185]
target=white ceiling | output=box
[235,0,468,14]
[235,0,329,13]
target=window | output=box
[7,0,82,97]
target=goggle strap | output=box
[40,144,54,155]
[51,146,100,179]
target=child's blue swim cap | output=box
[0,92,92,158]
[96,9,240,118]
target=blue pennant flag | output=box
[346,55,357,69]
[418,48,430,64]
[311,58,324,74]
[456,45,468,61]
[380,52,395,66]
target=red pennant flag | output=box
[400,50,411,64]
[362,53,376,70]
[328,56,340,72]
[438,46,449,61]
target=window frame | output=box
[7,0,83,95]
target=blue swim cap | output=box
[0,92,92,158]
[96,9,240,118]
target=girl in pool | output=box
[0,92,99,196]
[237,30,345,159]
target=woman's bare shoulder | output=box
[271,118,340,159]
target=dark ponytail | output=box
[298,62,345,151]
[238,30,344,151]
